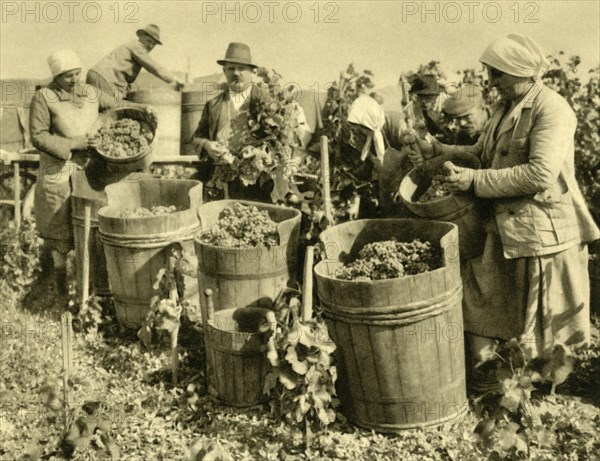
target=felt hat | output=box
[136,24,162,45]
[47,49,81,77]
[217,43,257,68]
[409,74,442,95]
[443,84,484,117]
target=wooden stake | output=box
[82,205,91,303]
[60,312,73,429]
[169,286,179,386]
[320,136,333,226]
[301,246,315,322]
[13,162,21,231]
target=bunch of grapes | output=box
[120,205,178,218]
[97,118,153,158]
[334,238,441,281]
[417,174,453,203]
[198,202,280,248]
[238,145,275,186]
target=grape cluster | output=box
[334,238,441,281]
[98,118,153,158]
[120,205,178,218]
[198,202,280,248]
[417,174,453,203]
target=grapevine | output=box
[334,238,441,281]
[198,202,279,248]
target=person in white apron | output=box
[29,49,101,294]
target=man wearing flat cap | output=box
[441,83,489,146]
[192,42,308,201]
[86,24,184,109]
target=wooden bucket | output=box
[399,167,486,262]
[180,91,205,155]
[314,219,468,431]
[127,90,181,159]
[205,306,269,406]
[195,200,301,329]
[98,176,202,329]
[71,169,110,299]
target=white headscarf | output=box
[47,49,81,78]
[479,34,548,78]
[347,94,386,161]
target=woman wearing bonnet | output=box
[29,49,102,295]
[411,34,599,380]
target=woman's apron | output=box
[34,86,99,252]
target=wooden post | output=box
[13,162,21,230]
[203,289,214,392]
[60,312,73,429]
[320,136,333,226]
[82,206,91,303]
[169,287,180,386]
[301,246,314,322]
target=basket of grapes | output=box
[94,106,157,171]
[398,152,485,261]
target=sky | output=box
[1,0,599,89]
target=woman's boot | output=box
[51,250,69,296]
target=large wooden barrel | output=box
[314,219,468,431]
[127,90,181,159]
[195,200,301,328]
[205,306,269,406]
[71,169,110,299]
[180,91,205,155]
[98,176,202,329]
[399,167,486,262]
[0,80,38,151]
[1,103,31,151]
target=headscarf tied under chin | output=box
[347,94,386,161]
[479,33,549,78]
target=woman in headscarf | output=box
[29,49,101,295]
[414,34,599,371]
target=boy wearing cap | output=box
[408,74,446,141]
[86,24,184,109]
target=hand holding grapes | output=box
[72,134,98,151]
[204,141,234,164]
[442,161,475,192]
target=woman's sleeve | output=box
[29,90,74,160]
[474,95,576,198]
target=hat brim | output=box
[217,59,257,69]
[136,30,162,45]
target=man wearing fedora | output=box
[86,24,184,109]
[191,42,274,201]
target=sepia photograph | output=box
[1,1,599,459]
